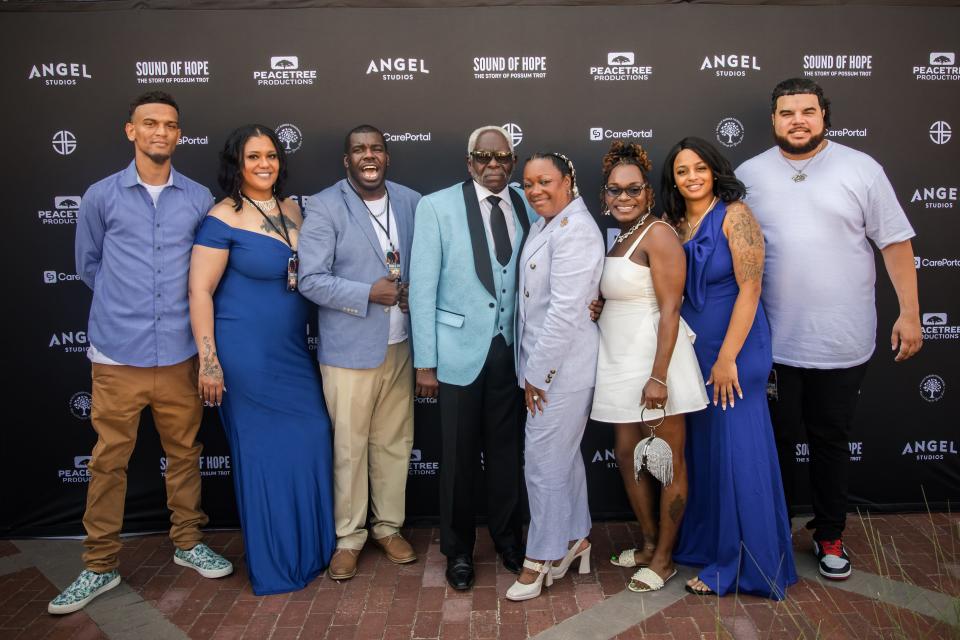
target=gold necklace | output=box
[685,197,718,239]
[614,212,652,244]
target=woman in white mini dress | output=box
[590,142,708,593]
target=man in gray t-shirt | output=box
[736,78,921,582]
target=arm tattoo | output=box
[259,213,299,235]
[200,336,223,382]
[668,495,686,524]
[728,203,764,283]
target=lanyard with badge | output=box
[347,182,401,280]
[243,195,299,291]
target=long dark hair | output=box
[218,124,288,211]
[660,136,745,226]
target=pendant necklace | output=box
[781,141,825,183]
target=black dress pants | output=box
[438,335,525,558]
[768,362,869,542]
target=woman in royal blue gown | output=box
[188,125,335,595]
[663,137,797,600]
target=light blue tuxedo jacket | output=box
[298,179,421,369]
[516,197,604,393]
[409,180,537,386]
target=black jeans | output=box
[438,335,525,558]
[768,362,869,542]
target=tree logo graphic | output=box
[919,374,945,402]
[715,117,745,147]
[55,196,81,209]
[270,56,299,70]
[607,52,634,66]
[930,52,955,65]
[275,124,303,154]
[922,313,947,326]
[70,391,93,419]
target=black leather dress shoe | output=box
[500,546,524,574]
[446,555,475,590]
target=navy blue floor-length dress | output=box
[196,216,336,595]
[673,202,797,600]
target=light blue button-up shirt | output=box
[75,161,213,367]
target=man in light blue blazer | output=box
[298,125,421,581]
[409,126,536,590]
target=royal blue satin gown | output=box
[195,216,335,595]
[673,202,797,600]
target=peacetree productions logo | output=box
[38,195,81,225]
[70,391,92,420]
[590,52,652,82]
[715,118,744,147]
[795,442,863,463]
[914,52,959,81]
[49,330,87,353]
[473,55,547,80]
[135,60,210,84]
[59,456,92,484]
[366,57,430,81]
[275,124,303,154]
[28,62,92,86]
[253,56,317,86]
[802,54,873,78]
[910,186,956,209]
[919,374,946,402]
[589,126,653,142]
[930,121,952,145]
[901,439,957,461]
[700,54,761,77]
[408,449,439,476]
[161,455,231,478]
[922,313,959,341]
[52,130,76,156]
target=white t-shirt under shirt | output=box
[365,195,408,345]
[736,141,915,369]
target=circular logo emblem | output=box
[716,117,745,147]
[52,130,77,156]
[275,123,303,154]
[929,121,952,145]
[501,122,523,148]
[70,391,93,419]
[919,374,945,402]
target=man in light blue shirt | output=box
[50,92,232,616]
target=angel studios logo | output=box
[699,54,761,78]
[28,62,92,86]
[366,57,431,81]
[591,448,618,469]
[253,56,316,86]
[901,438,957,461]
[910,186,957,208]
[49,330,87,353]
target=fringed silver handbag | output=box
[634,408,673,486]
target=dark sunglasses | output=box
[604,184,648,198]
[470,150,515,164]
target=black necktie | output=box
[487,195,512,266]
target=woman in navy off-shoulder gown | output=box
[662,137,796,600]
[189,125,335,595]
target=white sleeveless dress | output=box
[590,221,708,422]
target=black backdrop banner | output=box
[1,4,958,537]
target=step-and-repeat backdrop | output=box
[2,4,957,536]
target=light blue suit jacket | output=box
[409,180,537,386]
[516,197,604,393]
[298,179,421,369]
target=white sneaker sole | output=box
[818,565,852,580]
[47,574,121,615]
[174,555,234,579]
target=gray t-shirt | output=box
[736,141,915,369]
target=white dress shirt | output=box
[472,181,517,253]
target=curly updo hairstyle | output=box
[600,141,655,215]
[218,124,289,212]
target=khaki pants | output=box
[82,357,207,572]
[320,340,414,550]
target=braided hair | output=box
[600,141,654,215]
[526,152,580,198]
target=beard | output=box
[145,151,171,164]
[774,127,826,155]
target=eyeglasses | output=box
[470,150,515,164]
[604,184,647,198]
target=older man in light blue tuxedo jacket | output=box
[298,126,421,581]
[408,126,536,589]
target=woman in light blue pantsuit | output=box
[506,153,605,601]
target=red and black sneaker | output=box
[813,539,851,580]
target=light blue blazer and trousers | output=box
[409,180,536,559]
[515,196,604,560]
